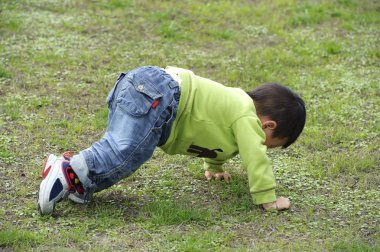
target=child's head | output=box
[247,83,306,148]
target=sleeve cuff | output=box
[203,162,224,173]
[251,189,276,205]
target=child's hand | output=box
[262,197,290,211]
[204,171,231,183]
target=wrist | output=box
[251,189,276,205]
[262,201,277,210]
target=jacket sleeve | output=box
[203,159,225,172]
[232,116,277,205]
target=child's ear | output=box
[262,120,277,130]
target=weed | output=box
[0,66,10,79]
[324,41,342,55]
[0,135,15,163]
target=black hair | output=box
[247,83,306,148]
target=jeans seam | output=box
[152,100,175,131]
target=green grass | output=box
[1,0,379,251]
[141,200,212,225]
[0,227,42,248]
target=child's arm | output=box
[232,117,279,206]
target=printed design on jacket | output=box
[187,145,223,158]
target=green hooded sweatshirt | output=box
[160,66,276,205]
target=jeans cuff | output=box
[70,152,96,191]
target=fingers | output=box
[215,173,224,180]
[204,171,232,183]
[223,172,231,183]
[276,197,291,210]
[205,171,214,181]
[262,197,291,211]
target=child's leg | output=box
[72,66,180,192]
[38,66,180,214]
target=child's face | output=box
[263,134,288,149]
[259,116,288,148]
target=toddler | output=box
[38,66,306,215]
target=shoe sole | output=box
[68,193,87,204]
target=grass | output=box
[0,226,42,248]
[1,0,379,251]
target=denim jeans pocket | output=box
[116,75,163,117]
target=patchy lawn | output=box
[0,0,379,251]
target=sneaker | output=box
[38,152,85,215]
[68,191,88,204]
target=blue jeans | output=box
[78,66,180,192]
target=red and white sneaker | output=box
[68,191,88,204]
[37,152,84,215]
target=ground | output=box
[0,0,379,251]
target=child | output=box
[38,66,306,215]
